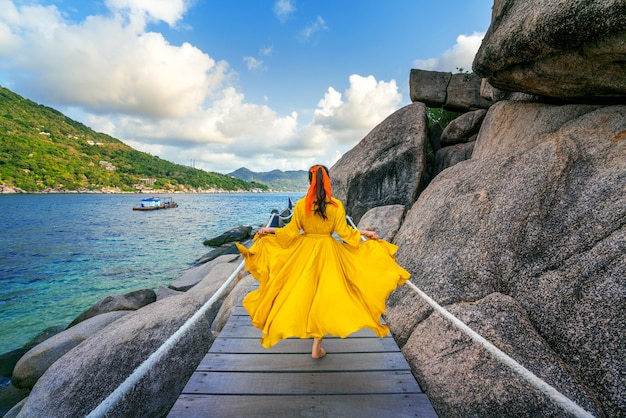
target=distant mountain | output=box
[229,167,309,191]
[0,86,267,193]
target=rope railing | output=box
[345,216,594,417]
[86,213,277,418]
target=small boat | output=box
[132,196,178,211]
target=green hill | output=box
[0,86,267,193]
[229,167,309,191]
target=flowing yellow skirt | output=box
[236,234,409,348]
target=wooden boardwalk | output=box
[168,300,438,417]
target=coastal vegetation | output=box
[0,86,267,193]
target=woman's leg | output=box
[312,337,326,359]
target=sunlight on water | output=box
[0,193,301,354]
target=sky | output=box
[0,0,493,174]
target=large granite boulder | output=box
[16,258,243,417]
[169,253,240,291]
[12,311,130,389]
[410,69,492,111]
[389,101,626,417]
[397,292,600,417]
[330,102,428,223]
[440,109,486,145]
[67,289,155,327]
[473,0,626,101]
[356,205,406,243]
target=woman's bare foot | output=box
[312,338,326,359]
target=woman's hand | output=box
[360,230,379,240]
[257,227,275,237]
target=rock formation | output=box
[473,0,626,101]
[330,102,428,224]
[332,2,626,416]
[388,102,625,417]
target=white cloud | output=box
[0,1,403,175]
[413,32,485,72]
[312,74,402,144]
[273,0,295,23]
[243,56,265,71]
[0,3,228,118]
[105,0,188,29]
[298,16,328,43]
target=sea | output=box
[0,192,302,355]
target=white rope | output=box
[86,214,276,417]
[404,280,595,418]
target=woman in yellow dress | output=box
[236,165,410,358]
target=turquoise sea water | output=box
[0,192,301,354]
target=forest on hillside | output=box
[0,87,267,192]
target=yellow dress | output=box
[236,197,410,348]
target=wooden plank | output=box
[197,352,410,372]
[219,315,385,338]
[209,336,399,354]
[181,370,422,395]
[168,394,438,418]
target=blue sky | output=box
[0,0,492,173]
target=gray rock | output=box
[68,288,156,327]
[12,311,130,389]
[473,0,626,101]
[409,69,451,107]
[397,293,600,417]
[185,261,244,302]
[440,109,487,145]
[203,225,253,247]
[331,102,428,223]
[410,69,492,111]
[156,285,183,300]
[480,78,542,103]
[445,72,492,112]
[170,254,240,291]
[195,242,242,265]
[356,205,405,243]
[432,141,475,178]
[392,102,626,417]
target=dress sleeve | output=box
[274,199,304,248]
[332,199,362,247]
